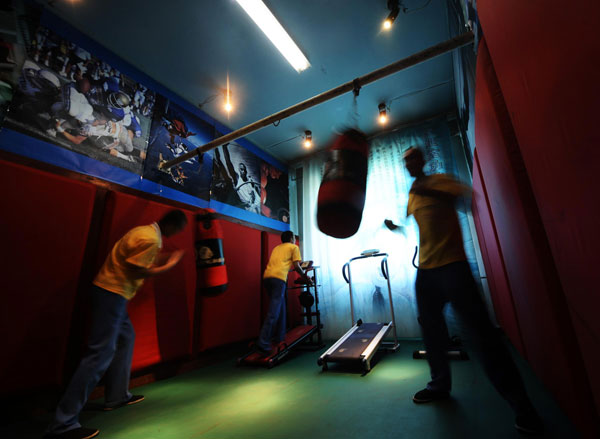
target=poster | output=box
[4,26,156,174]
[211,141,262,214]
[260,161,289,223]
[143,97,213,200]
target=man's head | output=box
[238,163,247,179]
[403,147,425,178]
[158,209,188,237]
[281,230,295,244]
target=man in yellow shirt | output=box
[45,210,187,439]
[386,147,542,435]
[256,231,312,355]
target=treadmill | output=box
[238,263,324,368]
[318,251,399,372]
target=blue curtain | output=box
[294,117,483,340]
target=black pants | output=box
[416,261,532,414]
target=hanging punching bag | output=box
[195,209,228,296]
[316,129,369,238]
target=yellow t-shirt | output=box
[263,242,301,282]
[407,174,469,269]
[94,223,162,300]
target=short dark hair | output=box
[158,209,187,229]
[403,146,423,160]
[281,231,294,243]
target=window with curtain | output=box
[292,117,485,341]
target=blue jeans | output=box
[257,278,287,351]
[416,261,532,414]
[46,286,135,435]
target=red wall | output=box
[0,159,279,393]
[471,155,524,355]
[473,2,600,433]
[0,160,97,392]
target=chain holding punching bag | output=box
[317,128,369,239]
[195,209,228,296]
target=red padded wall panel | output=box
[570,313,600,416]
[475,38,597,435]
[0,160,96,392]
[196,220,262,351]
[478,2,600,430]
[471,154,524,355]
[98,192,197,371]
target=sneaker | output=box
[412,388,450,404]
[103,394,145,411]
[43,427,99,439]
[254,345,272,357]
[515,411,544,435]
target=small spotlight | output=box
[304,130,312,148]
[383,7,399,30]
[224,101,233,113]
[383,0,401,30]
[378,103,388,125]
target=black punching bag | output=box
[317,129,369,238]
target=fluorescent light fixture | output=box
[236,0,310,73]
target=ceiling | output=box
[44,0,457,164]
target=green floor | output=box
[5,340,579,439]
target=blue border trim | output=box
[209,200,289,232]
[39,10,287,172]
[0,128,290,231]
[0,128,207,208]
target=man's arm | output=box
[293,260,313,285]
[222,143,239,185]
[410,175,471,199]
[58,129,88,145]
[384,219,406,235]
[125,249,185,279]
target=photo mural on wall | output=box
[4,25,155,174]
[211,141,262,215]
[0,12,290,229]
[261,161,290,223]
[142,96,213,200]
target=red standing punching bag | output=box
[317,129,369,238]
[195,209,228,296]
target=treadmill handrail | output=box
[344,253,399,347]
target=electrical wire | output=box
[266,134,302,150]
[388,78,454,105]
[197,94,220,109]
[405,0,432,14]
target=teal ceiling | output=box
[46,0,456,163]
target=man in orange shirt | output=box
[45,210,187,439]
[386,147,542,435]
[256,231,312,355]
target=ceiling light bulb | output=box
[303,130,312,148]
[224,102,232,112]
[378,103,388,124]
[383,6,400,30]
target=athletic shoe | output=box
[254,345,272,356]
[103,394,145,411]
[43,427,99,439]
[412,388,450,403]
[515,411,545,435]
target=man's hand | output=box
[384,219,405,235]
[384,219,398,230]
